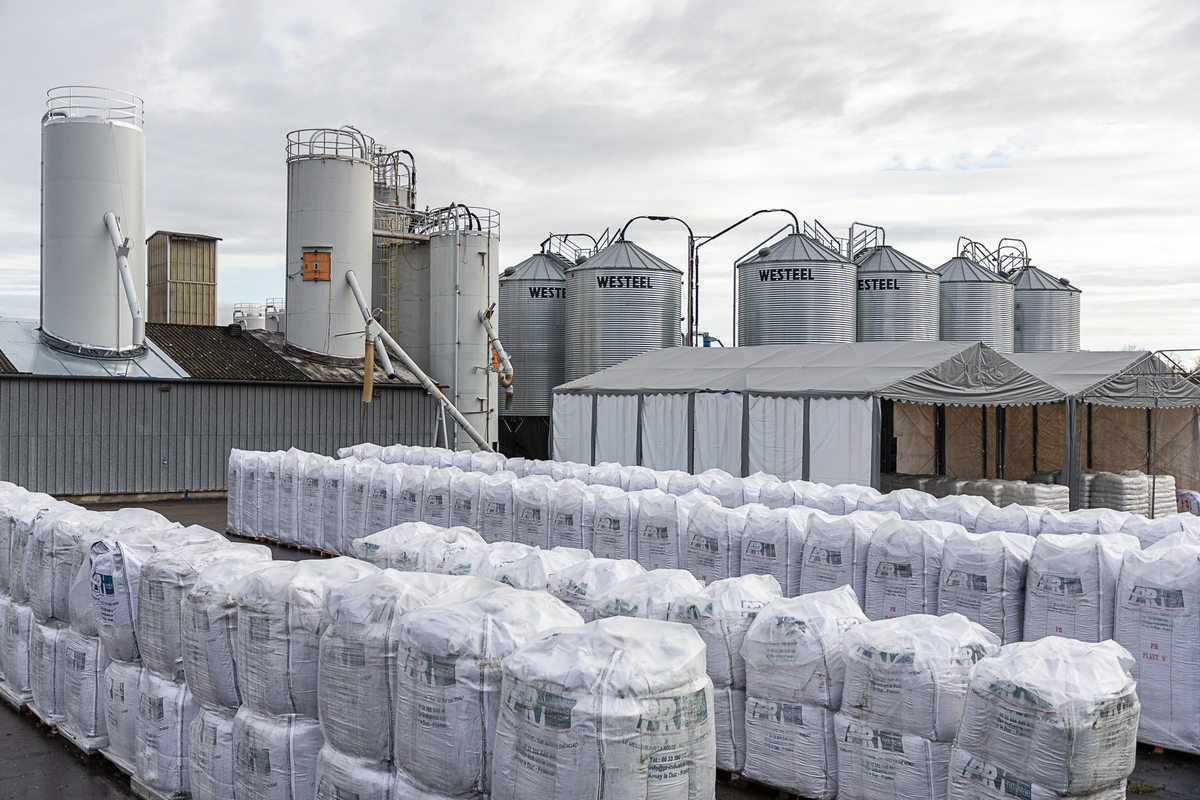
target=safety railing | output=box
[287,127,375,163]
[46,86,144,127]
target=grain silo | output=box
[284,127,375,359]
[736,234,856,345]
[1012,265,1081,352]
[565,239,682,381]
[41,86,147,357]
[936,256,1014,352]
[499,252,569,416]
[855,245,940,341]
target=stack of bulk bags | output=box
[925,477,967,499]
[1007,482,1070,513]
[590,486,640,561]
[258,452,284,540]
[670,574,782,772]
[1039,508,1131,537]
[490,616,716,800]
[477,470,518,543]
[448,470,484,531]
[492,547,592,591]
[974,503,1044,537]
[394,465,431,526]
[184,560,275,800]
[837,614,1000,800]
[512,477,555,548]
[422,467,460,528]
[685,503,754,584]
[276,448,306,546]
[740,586,868,799]
[392,587,584,799]
[1023,532,1141,643]
[938,531,1035,645]
[350,522,448,570]
[1114,536,1200,754]
[343,460,379,546]
[364,463,398,537]
[316,572,498,800]
[415,527,487,574]
[1150,474,1177,519]
[1090,470,1151,515]
[864,519,957,621]
[135,544,271,799]
[549,558,645,621]
[443,541,536,581]
[593,569,704,620]
[548,479,595,550]
[299,454,329,550]
[233,558,378,800]
[950,638,1139,800]
[799,511,900,604]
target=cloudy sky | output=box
[1,0,1197,350]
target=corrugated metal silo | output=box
[936,256,1014,352]
[1012,265,1081,352]
[736,234,856,345]
[855,245,940,341]
[565,240,682,381]
[499,252,569,416]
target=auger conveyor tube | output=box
[345,270,494,453]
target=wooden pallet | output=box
[58,721,107,756]
[131,774,189,800]
[0,679,31,711]
[100,746,136,777]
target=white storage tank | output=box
[1012,265,1081,352]
[936,256,1014,352]
[263,298,285,333]
[428,207,501,451]
[285,128,375,359]
[737,234,856,345]
[41,86,147,357]
[565,239,682,380]
[855,246,939,342]
[498,251,569,417]
[232,304,266,330]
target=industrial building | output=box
[145,230,219,325]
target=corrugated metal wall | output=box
[0,377,438,495]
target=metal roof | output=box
[855,245,936,273]
[145,323,309,382]
[936,256,1010,283]
[0,318,188,378]
[0,348,17,375]
[741,233,847,265]
[247,330,422,386]
[145,230,223,243]
[501,252,568,282]
[1011,265,1081,293]
[566,239,681,273]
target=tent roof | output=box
[1010,350,1200,408]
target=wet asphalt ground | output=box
[0,498,1187,800]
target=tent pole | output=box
[1066,398,1079,510]
[934,404,946,476]
[1087,404,1093,470]
[996,406,1006,480]
[982,407,988,478]
[1151,399,1160,519]
[1032,405,1039,473]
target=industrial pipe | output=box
[373,332,395,379]
[345,270,494,452]
[104,212,145,347]
[479,304,514,408]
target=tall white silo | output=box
[285,128,376,359]
[41,86,147,356]
[428,207,501,451]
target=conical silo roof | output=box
[567,239,681,273]
[501,252,568,281]
[936,256,1009,283]
[741,233,847,265]
[855,245,936,273]
[1011,265,1080,293]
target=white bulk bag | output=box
[470,451,508,475]
[741,472,782,505]
[136,672,199,796]
[741,585,868,708]
[593,569,704,621]
[321,459,349,554]
[478,470,518,543]
[105,660,145,768]
[793,482,846,515]
[549,558,646,621]
[512,477,554,548]
[27,508,109,624]
[343,460,377,546]
[320,572,496,762]
[591,486,639,560]
[415,526,488,574]
[442,541,536,580]
[973,502,1044,537]
[1114,539,1200,754]
[450,450,474,471]
[713,685,746,772]
[1039,508,1132,537]
[350,522,446,571]
[1,597,31,693]
[232,706,325,800]
[493,547,592,591]
[422,467,458,527]
[299,454,327,550]
[29,619,68,723]
[947,747,1128,800]
[954,637,1139,795]
[550,460,589,481]
[860,488,938,520]
[226,450,245,533]
[840,614,999,742]
[63,627,109,743]
[394,465,431,525]
[625,466,659,492]
[139,544,271,681]
[502,456,528,477]
[685,503,753,584]
[491,617,716,800]
[548,479,595,550]
[12,501,71,603]
[744,697,837,800]
[189,707,236,800]
[258,452,282,539]
[836,484,883,513]
[938,531,1035,645]
[240,452,263,539]
[1023,532,1141,643]
[182,560,274,712]
[699,471,745,509]
[588,464,625,489]
[393,588,585,797]
[364,464,398,535]
[670,574,781,688]
[1121,513,1200,549]
[864,519,952,621]
[799,510,899,604]
[738,506,792,594]
[757,481,798,509]
[925,495,991,531]
[665,471,702,496]
[833,713,952,800]
[276,448,304,545]
[632,489,684,571]
[448,470,483,531]
[315,746,392,800]
[236,558,378,718]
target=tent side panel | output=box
[693,393,743,476]
[747,395,804,481]
[894,401,935,476]
[641,393,689,471]
[551,393,593,464]
[809,396,874,486]
[593,394,638,466]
